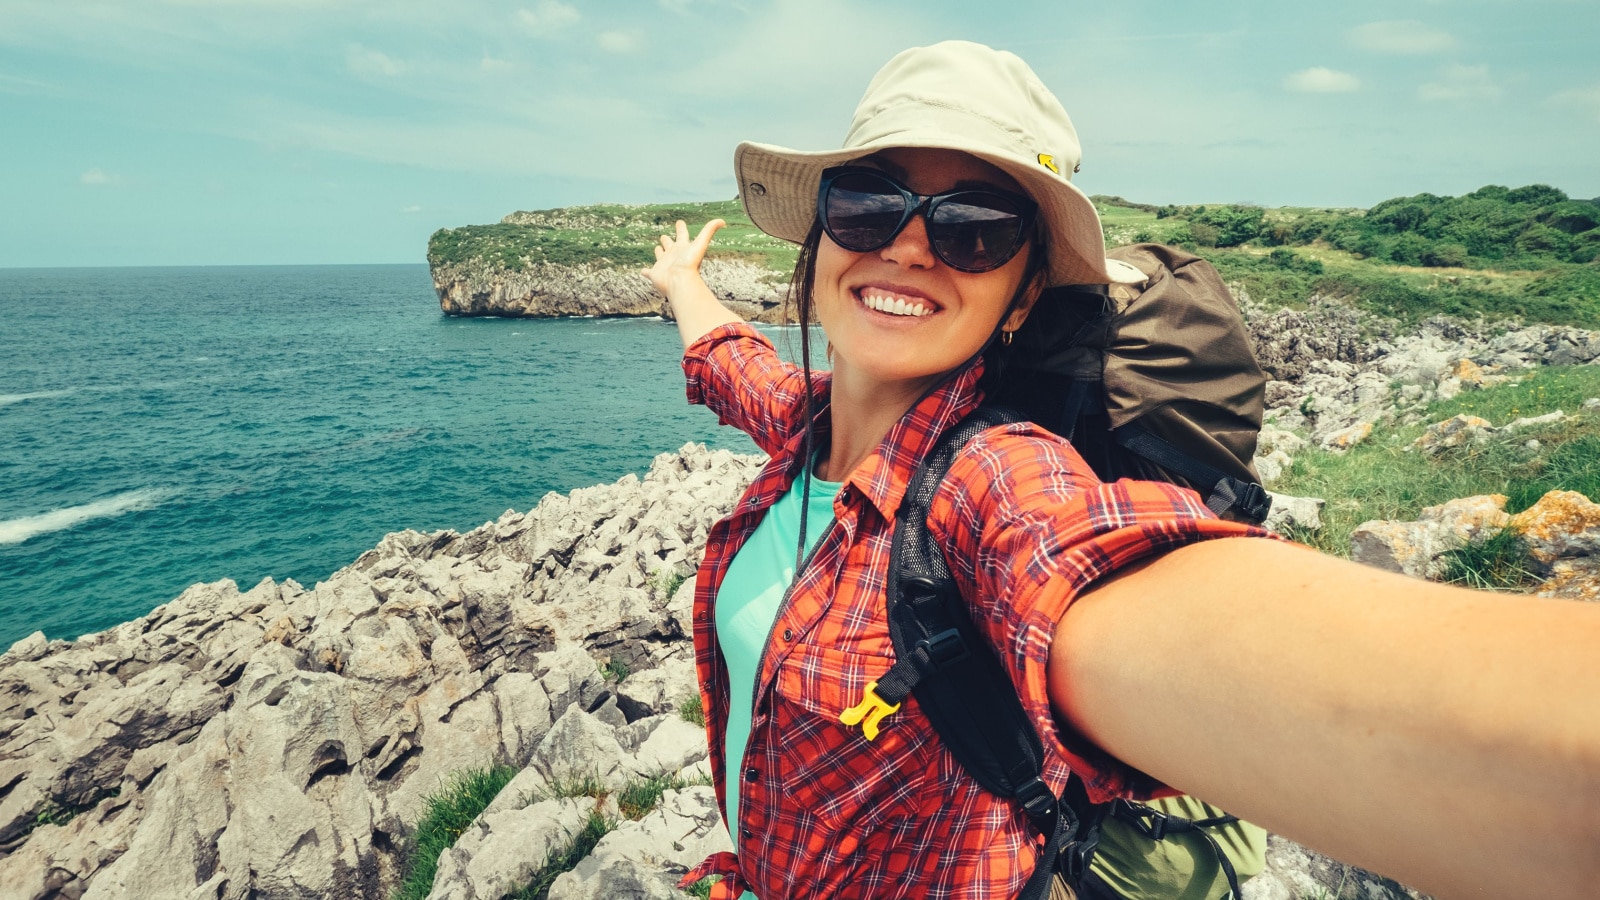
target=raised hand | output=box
[641,218,726,299]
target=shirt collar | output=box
[840,357,987,522]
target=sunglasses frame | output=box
[816,165,1038,273]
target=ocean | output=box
[0,264,795,647]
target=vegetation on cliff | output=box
[430,184,1600,328]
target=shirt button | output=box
[694,611,705,621]
[744,767,760,783]
[741,828,754,841]
[782,628,793,642]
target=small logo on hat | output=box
[1037,153,1059,175]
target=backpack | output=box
[847,245,1269,900]
[990,243,1270,524]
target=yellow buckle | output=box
[838,680,900,741]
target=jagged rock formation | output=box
[432,259,788,324]
[0,447,760,900]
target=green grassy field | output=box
[428,186,1600,329]
[1272,365,1600,560]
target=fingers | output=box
[693,218,726,249]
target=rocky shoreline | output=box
[5,297,1600,899]
[431,258,789,324]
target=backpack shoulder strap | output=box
[869,406,1247,900]
[866,406,1099,900]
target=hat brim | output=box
[735,134,1122,287]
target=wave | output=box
[0,489,171,546]
[0,389,73,407]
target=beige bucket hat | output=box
[735,40,1137,288]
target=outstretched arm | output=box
[1050,537,1600,900]
[641,218,744,349]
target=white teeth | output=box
[861,291,930,318]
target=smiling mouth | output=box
[857,288,936,318]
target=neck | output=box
[816,363,942,483]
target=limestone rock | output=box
[1349,520,1454,580]
[1264,493,1323,534]
[1411,415,1494,455]
[1534,558,1600,603]
[432,258,788,323]
[548,787,730,900]
[1508,490,1600,573]
[1253,450,1292,487]
[425,798,597,900]
[1417,495,1510,544]
[1502,410,1567,433]
[1242,834,1425,900]
[3,631,47,662]
[1319,421,1372,453]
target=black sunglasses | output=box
[816,166,1037,273]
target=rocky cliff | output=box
[431,259,789,323]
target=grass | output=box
[678,694,705,727]
[505,809,615,900]
[1271,365,1600,558]
[652,566,690,601]
[600,658,631,683]
[1441,529,1540,591]
[683,876,722,899]
[500,769,712,899]
[391,765,520,900]
[427,199,799,274]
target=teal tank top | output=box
[715,466,839,871]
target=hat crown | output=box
[843,41,1083,182]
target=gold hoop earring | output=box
[1001,330,1014,347]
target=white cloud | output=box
[401,204,422,213]
[597,31,639,54]
[1350,20,1457,55]
[1419,64,1503,102]
[346,44,404,78]
[79,168,118,185]
[1283,67,1360,94]
[1548,84,1600,122]
[516,0,579,36]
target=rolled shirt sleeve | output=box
[928,422,1273,803]
[683,322,824,458]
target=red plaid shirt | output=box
[680,323,1264,899]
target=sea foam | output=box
[0,389,73,407]
[0,489,170,546]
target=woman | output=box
[642,41,1599,900]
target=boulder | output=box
[1411,415,1494,456]
[1264,493,1323,534]
[1508,490,1600,573]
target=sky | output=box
[2,0,1597,267]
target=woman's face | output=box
[813,147,1041,395]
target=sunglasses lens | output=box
[929,193,1028,272]
[823,172,907,251]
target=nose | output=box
[879,210,937,269]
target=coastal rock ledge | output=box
[432,259,788,323]
[4,444,1428,900]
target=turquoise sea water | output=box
[0,265,777,647]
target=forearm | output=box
[665,271,745,351]
[1050,537,1600,900]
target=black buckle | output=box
[1059,839,1095,882]
[1014,777,1056,823]
[917,628,969,668]
[1235,481,1272,523]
